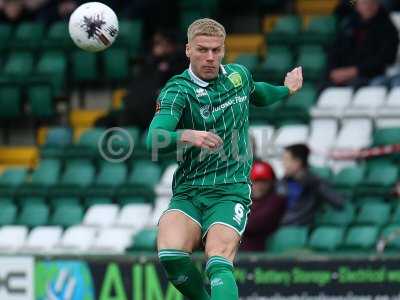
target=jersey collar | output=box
[188,64,228,87]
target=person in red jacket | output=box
[241,160,286,251]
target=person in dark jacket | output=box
[327,0,399,87]
[241,160,286,251]
[279,144,343,226]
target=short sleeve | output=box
[156,84,186,122]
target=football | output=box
[68,2,119,52]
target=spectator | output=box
[327,0,399,87]
[0,0,32,23]
[96,29,187,129]
[279,144,343,225]
[241,160,286,251]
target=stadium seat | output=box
[42,21,73,50]
[342,225,379,251]
[372,127,400,146]
[310,166,332,181]
[353,196,384,207]
[83,204,119,227]
[267,16,301,46]
[0,202,17,225]
[12,22,44,50]
[249,125,275,159]
[334,118,372,150]
[0,84,22,120]
[22,226,62,253]
[378,87,400,117]
[308,118,338,154]
[3,51,34,81]
[267,226,308,253]
[129,160,162,188]
[71,50,98,82]
[254,46,293,83]
[0,225,28,252]
[36,51,67,94]
[380,225,400,251]
[0,167,27,196]
[90,228,134,253]
[273,124,309,150]
[356,202,391,226]
[102,47,129,82]
[343,86,387,118]
[50,203,84,227]
[17,196,46,207]
[301,16,336,45]
[56,225,97,253]
[114,19,142,57]
[0,24,12,51]
[296,46,326,81]
[155,164,179,196]
[332,164,366,197]
[234,54,259,71]
[317,202,355,226]
[393,205,400,224]
[309,226,345,252]
[358,162,398,195]
[27,84,54,118]
[115,203,152,230]
[48,196,80,209]
[86,162,128,197]
[44,127,72,147]
[128,227,158,251]
[311,87,353,118]
[17,203,49,227]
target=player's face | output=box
[186,35,225,81]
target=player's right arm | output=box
[146,85,222,153]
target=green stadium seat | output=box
[254,46,293,83]
[0,202,17,225]
[234,54,259,72]
[267,16,301,46]
[309,226,345,252]
[0,84,22,119]
[83,197,113,208]
[114,19,142,57]
[310,166,332,181]
[45,127,72,147]
[36,51,67,95]
[0,167,27,187]
[17,196,46,207]
[42,21,73,50]
[358,162,398,196]
[372,127,400,146]
[333,165,365,197]
[17,203,49,227]
[3,52,34,81]
[380,225,400,250]
[296,46,326,81]
[301,16,336,45]
[317,202,355,226]
[50,203,84,227]
[392,205,400,224]
[0,24,12,51]
[356,202,391,226]
[342,225,379,251]
[71,50,98,82]
[0,197,13,204]
[102,47,129,82]
[115,183,156,203]
[48,197,81,209]
[267,226,308,253]
[86,163,127,198]
[27,84,54,118]
[12,22,44,50]
[128,228,158,251]
[353,196,384,207]
[129,160,162,188]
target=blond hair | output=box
[187,18,226,42]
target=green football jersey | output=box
[156,63,255,188]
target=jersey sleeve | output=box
[156,83,186,122]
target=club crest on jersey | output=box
[228,72,242,88]
[200,105,211,119]
[195,88,208,98]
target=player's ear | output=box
[185,43,190,58]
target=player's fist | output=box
[180,130,223,150]
[284,66,303,95]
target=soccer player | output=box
[146,18,303,300]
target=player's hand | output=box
[180,130,223,150]
[284,67,303,95]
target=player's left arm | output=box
[251,67,303,107]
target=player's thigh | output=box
[204,223,241,261]
[158,210,202,252]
